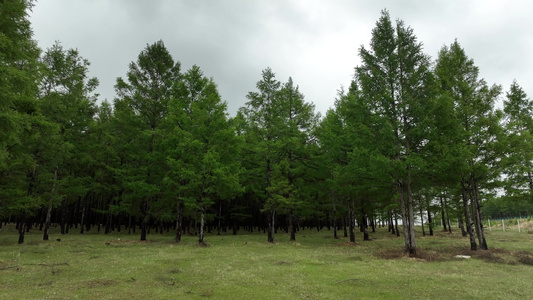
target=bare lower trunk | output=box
[343,217,348,237]
[289,209,296,241]
[267,210,275,243]
[443,196,452,233]
[427,210,434,236]
[457,200,467,237]
[199,206,205,245]
[406,177,416,256]
[217,201,222,236]
[418,197,425,236]
[332,193,338,239]
[461,180,477,250]
[18,219,26,244]
[440,196,447,231]
[140,198,148,241]
[43,166,58,241]
[394,213,400,237]
[472,179,488,250]
[349,200,355,243]
[80,196,86,234]
[398,181,410,251]
[527,172,533,201]
[175,200,183,243]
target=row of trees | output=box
[2,3,532,256]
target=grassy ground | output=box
[1,224,532,299]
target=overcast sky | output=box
[29,0,533,116]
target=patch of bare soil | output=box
[83,279,118,288]
[335,242,359,247]
[378,246,533,266]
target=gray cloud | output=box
[30,0,533,115]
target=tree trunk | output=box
[349,200,355,243]
[443,196,452,233]
[175,200,183,243]
[361,208,369,241]
[394,214,400,237]
[418,197,425,236]
[18,219,26,244]
[440,196,447,231]
[267,209,275,243]
[43,166,58,241]
[140,199,148,241]
[217,200,222,236]
[332,196,338,239]
[456,197,467,237]
[427,209,434,236]
[398,180,410,252]
[105,196,113,234]
[472,178,488,250]
[461,180,477,251]
[289,208,296,241]
[80,200,86,234]
[406,173,416,256]
[199,205,205,245]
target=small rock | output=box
[454,255,471,259]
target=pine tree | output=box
[354,10,434,256]
[38,42,99,239]
[501,81,533,205]
[165,65,241,245]
[0,0,42,243]
[114,40,181,241]
[434,40,502,250]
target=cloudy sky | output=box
[29,0,533,116]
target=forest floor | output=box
[0,223,532,299]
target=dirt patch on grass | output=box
[377,248,444,261]
[516,251,533,266]
[378,246,533,266]
[335,242,359,247]
[83,279,118,288]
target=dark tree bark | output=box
[440,196,447,232]
[361,208,369,241]
[43,166,58,241]
[461,180,477,251]
[267,210,275,243]
[175,201,183,243]
[418,197,425,237]
[18,219,26,244]
[427,210,434,236]
[289,209,296,241]
[349,200,355,243]
[471,179,488,250]
[443,196,452,233]
[394,214,400,237]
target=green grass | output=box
[1,224,533,299]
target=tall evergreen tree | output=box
[354,10,434,256]
[114,40,181,241]
[238,68,283,243]
[0,0,42,243]
[434,40,502,250]
[500,81,533,205]
[165,65,241,245]
[38,42,98,239]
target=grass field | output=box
[1,223,532,299]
